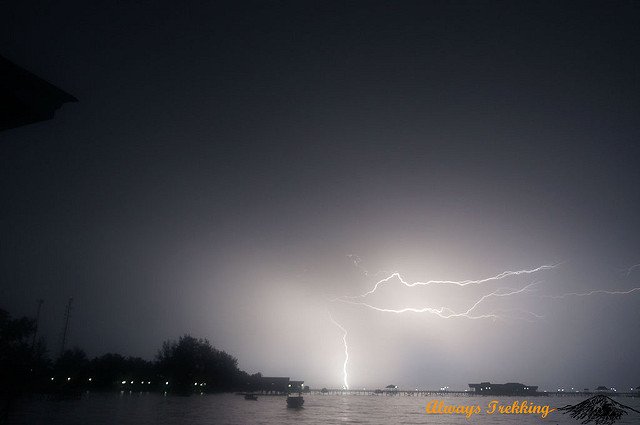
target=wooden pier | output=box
[311,389,472,396]
[309,389,639,397]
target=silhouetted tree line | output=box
[0,308,263,405]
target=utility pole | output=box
[59,297,73,358]
[31,299,44,351]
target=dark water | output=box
[6,393,640,424]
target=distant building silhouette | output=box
[468,382,538,395]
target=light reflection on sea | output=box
[7,393,640,424]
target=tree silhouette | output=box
[88,353,155,389]
[55,348,89,378]
[0,307,260,401]
[156,334,240,393]
[0,309,49,419]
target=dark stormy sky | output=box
[1,1,639,390]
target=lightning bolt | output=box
[324,263,556,383]
[338,263,560,300]
[543,287,640,299]
[325,257,640,388]
[336,282,540,320]
[624,263,640,277]
[328,312,349,390]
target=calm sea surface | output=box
[6,393,640,424]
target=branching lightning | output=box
[624,263,640,277]
[543,287,640,299]
[328,312,349,390]
[337,282,540,320]
[324,257,640,389]
[338,263,560,300]
[325,262,559,386]
[542,261,640,299]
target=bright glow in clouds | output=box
[328,312,349,390]
[326,260,640,388]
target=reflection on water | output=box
[6,393,640,425]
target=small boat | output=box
[244,393,258,400]
[286,395,304,408]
